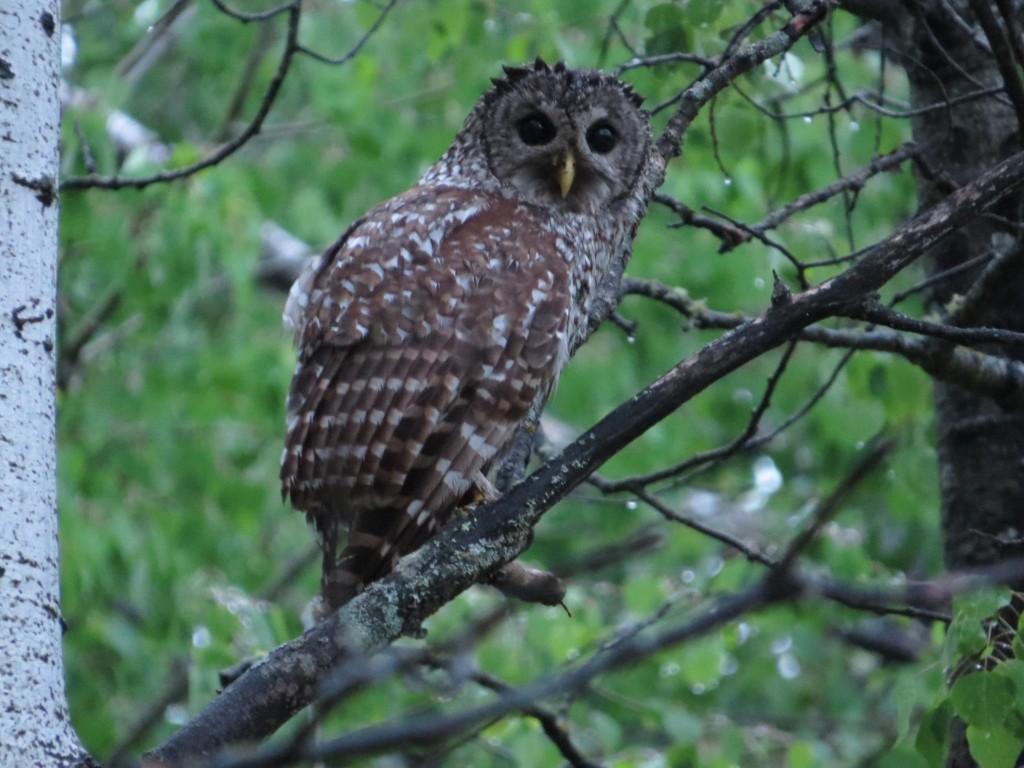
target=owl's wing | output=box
[282,218,363,345]
[280,187,571,607]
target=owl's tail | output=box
[315,505,439,614]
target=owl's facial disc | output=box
[476,68,651,214]
[495,106,622,212]
[488,105,577,207]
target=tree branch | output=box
[624,264,1024,408]
[60,0,401,193]
[200,553,1024,765]
[967,0,1024,143]
[718,142,920,254]
[654,0,832,165]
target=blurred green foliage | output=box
[58,1,964,765]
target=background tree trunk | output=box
[884,2,1024,765]
[0,3,92,765]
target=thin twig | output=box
[621,275,1024,406]
[107,657,189,768]
[209,0,295,23]
[720,143,919,254]
[967,0,1024,145]
[469,671,601,768]
[653,193,749,248]
[994,0,1024,71]
[295,0,401,65]
[845,300,1024,348]
[214,22,277,142]
[592,341,798,492]
[616,51,718,74]
[272,579,779,765]
[775,437,895,570]
[228,553,1024,764]
[890,252,992,305]
[62,2,303,191]
[947,236,1024,327]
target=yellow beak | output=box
[557,150,576,198]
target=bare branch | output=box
[264,578,780,765]
[295,0,400,66]
[62,3,303,191]
[615,51,718,74]
[654,0,832,164]
[207,553,1024,765]
[719,143,920,254]
[947,235,1024,327]
[467,670,601,768]
[208,0,295,23]
[844,299,1024,348]
[623,270,1024,408]
[653,192,750,248]
[775,437,894,570]
[967,0,1024,144]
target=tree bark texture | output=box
[899,0,1024,570]
[0,3,93,766]
[883,2,1024,766]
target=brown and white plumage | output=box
[281,60,654,613]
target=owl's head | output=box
[458,59,653,215]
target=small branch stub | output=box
[771,270,793,307]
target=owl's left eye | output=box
[586,121,617,154]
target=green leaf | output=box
[967,725,1022,768]
[644,4,690,55]
[893,662,946,743]
[876,745,933,768]
[877,743,930,768]
[678,631,725,687]
[786,740,815,768]
[622,573,667,614]
[681,0,722,27]
[951,672,1015,730]
[666,742,699,767]
[1013,631,1024,662]
[993,661,1024,739]
[945,588,1013,662]
[915,697,952,766]
[661,706,703,744]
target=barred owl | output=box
[281,59,655,614]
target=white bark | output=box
[0,2,90,765]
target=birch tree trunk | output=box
[0,3,92,765]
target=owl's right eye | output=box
[517,113,557,146]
